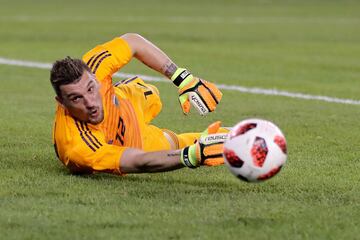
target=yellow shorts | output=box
[114,77,201,151]
[114,77,177,151]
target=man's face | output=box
[57,71,104,124]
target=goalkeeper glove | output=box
[171,68,222,115]
[180,121,228,168]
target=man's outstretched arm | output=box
[120,148,184,173]
[120,33,178,78]
[119,121,227,174]
[120,33,222,116]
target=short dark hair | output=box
[50,56,91,97]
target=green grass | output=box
[1,0,360,239]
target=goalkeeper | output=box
[50,33,227,175]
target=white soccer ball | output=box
[223,119,287,182]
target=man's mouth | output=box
[89,108,99,118]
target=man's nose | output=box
[83,94,96,109]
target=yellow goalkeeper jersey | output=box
[52,37,167,175]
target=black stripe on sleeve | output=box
[124,76,138,84]
[84,123,103,147]
[80,122,101,149]
[86,54,97,66]
[89,51,108,71]
[75,120,96,152]
[92,53,112,74]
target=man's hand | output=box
[180,121,227,168]
[171,68,222,115]
[120,34,221,115]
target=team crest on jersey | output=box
[112,95,120,107]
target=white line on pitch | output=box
[0,57,359,106]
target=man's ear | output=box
[55,96,64,106]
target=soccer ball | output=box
[223,119,287,182]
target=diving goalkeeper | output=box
[50,33,227,175]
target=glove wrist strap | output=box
[171,68,193,88]
[180,145,198,168]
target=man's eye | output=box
[71,97,81,102]
[88,87,94,92]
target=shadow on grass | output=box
[52,165,290,196]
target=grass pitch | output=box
[0,0,360,239]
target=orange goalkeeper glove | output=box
[180,121,227,168]
[171,68,222,115]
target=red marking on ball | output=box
[274,135,287,154]
[257,166,282,181]
[230,123,257,139]
[224,148,244,168]
[251,137,268,167]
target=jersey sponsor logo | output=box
[75,120,103,152]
